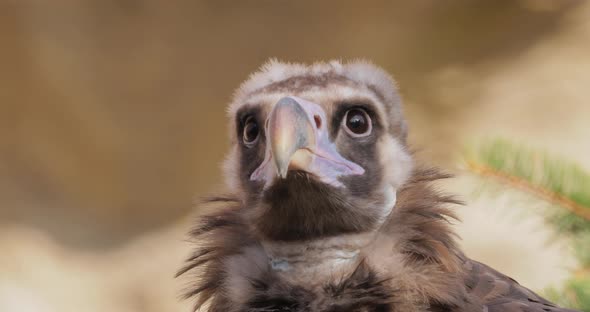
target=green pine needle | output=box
[463,139,590,225]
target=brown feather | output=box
[462,257,579,312]
[178,167,456,311]
[178,166,578,311]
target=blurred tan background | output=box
[0,1,589,311]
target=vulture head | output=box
[225,60,413,242]
[179,60,579,312]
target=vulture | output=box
[177,60,579,312]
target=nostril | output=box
[314,115,322,129]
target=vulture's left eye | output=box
[342,108,372,137]
[242,116,260,146]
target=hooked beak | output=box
[268,97,316,178]
[251,96,364,188]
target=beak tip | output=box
[278,169,288,179]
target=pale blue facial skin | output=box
[250,96,365,189]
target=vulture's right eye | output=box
[242,116,260,146]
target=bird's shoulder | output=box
[462,257,579,312]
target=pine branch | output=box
[465,161,590,222]
[463,139,590,223]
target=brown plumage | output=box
[178,60,578,312]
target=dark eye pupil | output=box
[243,118,259,144]
[346,109,369,134]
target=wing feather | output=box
[463,258,579,312]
